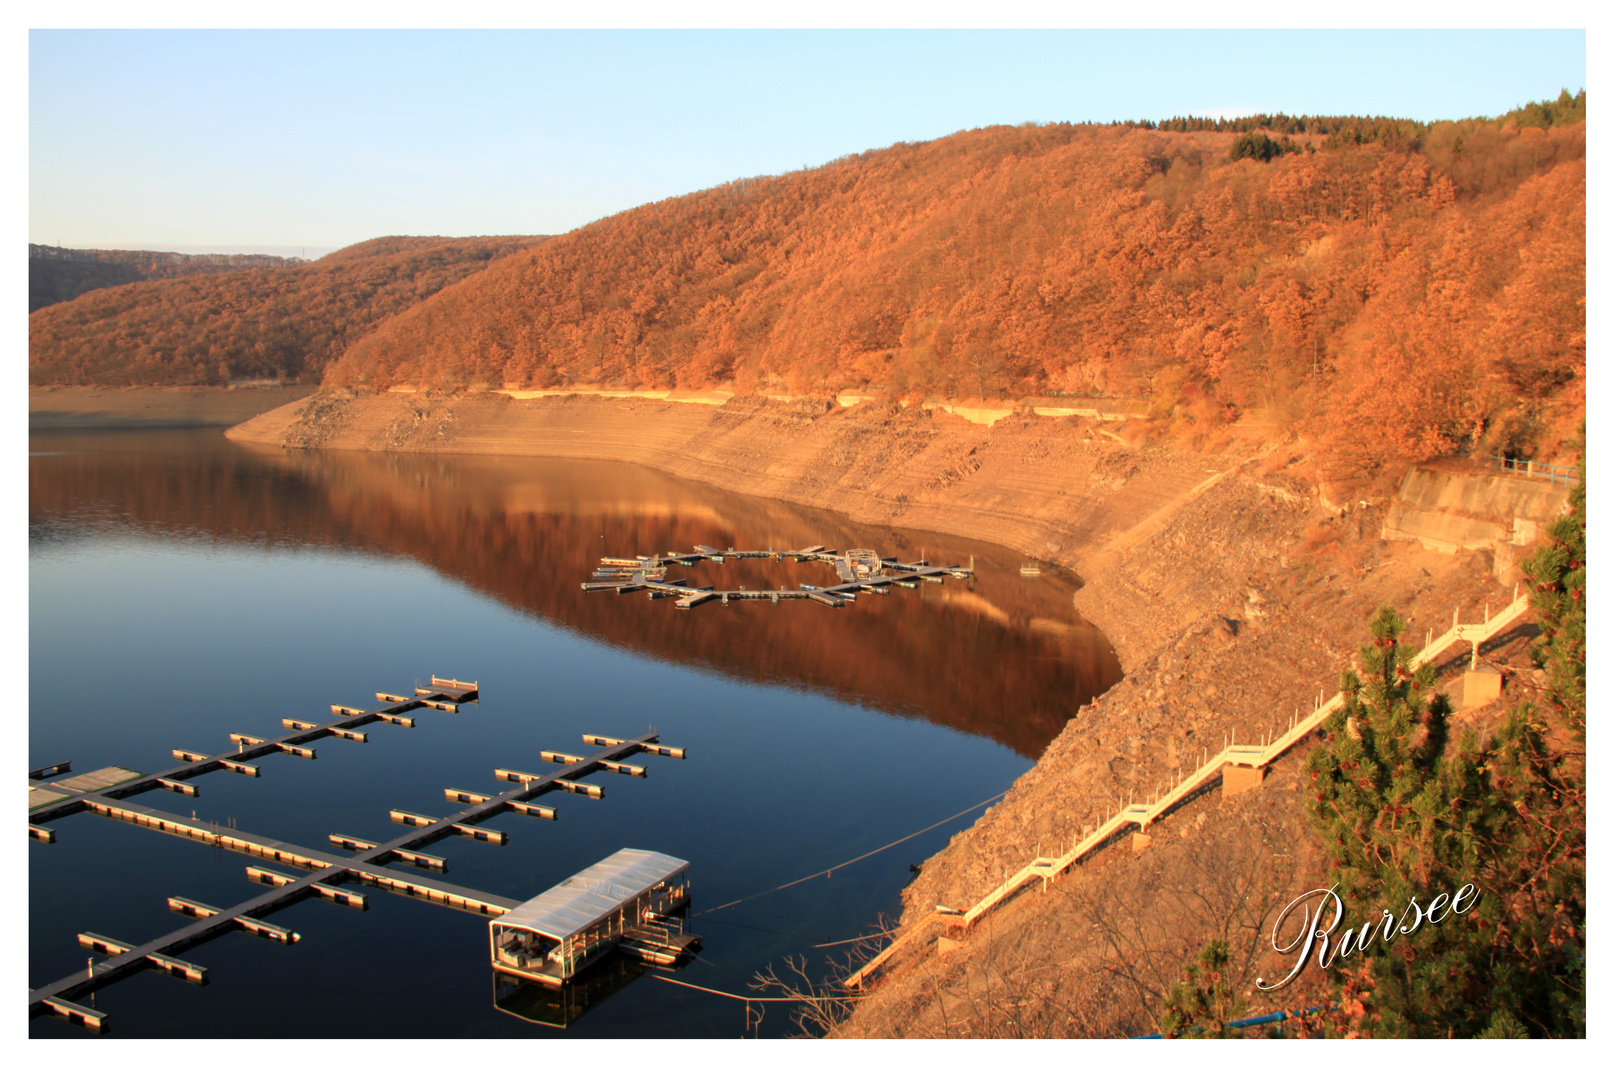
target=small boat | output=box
[1020,562,1042,576]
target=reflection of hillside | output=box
[28,432,1122,759]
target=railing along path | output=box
[844,590,1532,990]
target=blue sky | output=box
[28,27,1588,255]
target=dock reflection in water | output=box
[492,952,692,1030]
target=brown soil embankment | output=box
[30,385,312,428]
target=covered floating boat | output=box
[488,848,699,986]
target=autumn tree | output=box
[29,235,545,387]
[34,98,1584,466]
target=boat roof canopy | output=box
[493,848,689,941]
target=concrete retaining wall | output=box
[1382,466,1570,582]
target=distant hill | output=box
[28,235,547,387]
[29,245,309,312]
[325,96,1584,467]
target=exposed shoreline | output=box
[223,388,1241,595]
[135,386,1539,1033]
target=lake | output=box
[29,428,1121,1038]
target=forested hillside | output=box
[29,245,308,312]
[28,235,546,386]
[326,99,1584,467]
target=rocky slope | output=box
[832,481,1540,1037]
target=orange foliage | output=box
[28,235,545,386]
[325,119,1582,465]
[30,105,1584,469]
[29,245,308,313]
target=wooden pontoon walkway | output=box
[27,676,687,1032]
[30,677,480,828]
[583,544,973,609]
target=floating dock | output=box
[490,848,698,987]
[27,677,691,1034]
[29,765,145,812]
[581,543,973,609]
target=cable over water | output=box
[650,974,845,1003]
[813,928,903,949]
[695,789,1009,915]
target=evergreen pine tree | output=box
[1160,939,1236,1038]
[1302,447,1584,1035]
[1483,441,1585,1035]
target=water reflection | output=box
[491,956,687,1030]
[29,430,1120,759]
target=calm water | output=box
[29,429,1120,1038]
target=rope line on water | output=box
[687,914,896,949]
[649,974,846,1003]
[653,975,728,1037]
[696,788,1009,915]
[687,913,825,942]
[812,927,902,949]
